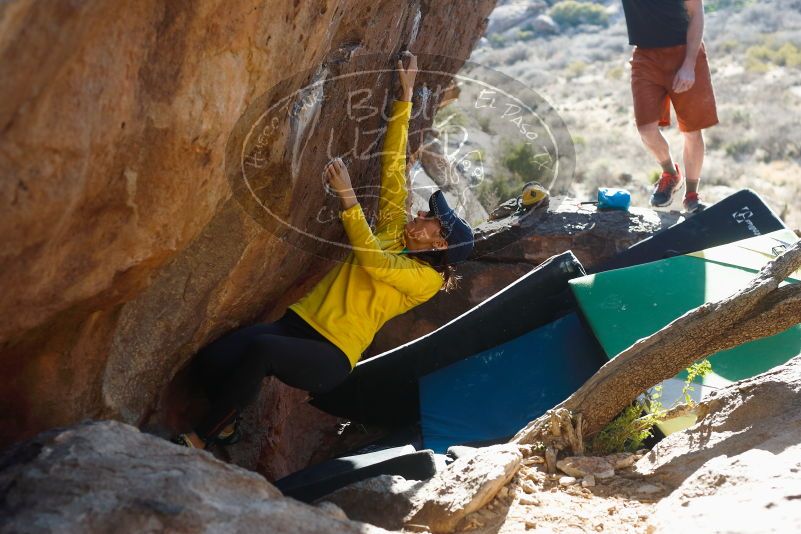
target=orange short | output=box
[630,43,719,132]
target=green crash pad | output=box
[570,229,801,433]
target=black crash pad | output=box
[275,448,437,503]
[310,251,586,426]
[592,189,786,273]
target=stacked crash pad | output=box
[279,190,790,500]
[571,229,801,433]
[311,251,586,425]
[414,189,789,448]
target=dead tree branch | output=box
[512,241,801,451]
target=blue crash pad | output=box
[419,313,606,453]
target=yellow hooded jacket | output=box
[289,100,444,368]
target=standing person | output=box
[622,0,718,213]
[174,52,474,449]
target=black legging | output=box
[193,309,351,440]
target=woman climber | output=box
[174,52,474,449]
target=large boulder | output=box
[637,353,801,487]
[485,1,547,35]
[531,14,560,35]
[0,421,392,534]
[367,198,679,355]
[647,444,801,533]
[0,0,496,477]
[322,444,522,532]
[638,354,801,532]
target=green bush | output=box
[515,29,536,41]
[746,39,801,72]
[591,359,713,454]
[605,65,625,80]
[776,42,801,67]
[724,139,756,159]
[478,141,554,208]
[718,38,740,54]
[500,141,552,179]
[488,33,507,48]
[705,0,754,13]
[730,108,751,126]
[590,394,664,454]
[466,148,486,163]
[437,108,468,128]
[477,115,493,134]
[548,1,609,29]
[682,360,712,405]
[566,60,588,78]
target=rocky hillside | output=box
[0,0,495,470]
[463,0,801,229]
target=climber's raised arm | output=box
[375,52,417,236]
[324,157,441,297]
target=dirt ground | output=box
[447,456,671,534]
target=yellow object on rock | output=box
[520,181,549,208]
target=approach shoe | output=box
[683,192,708,215]
[650,164,684,208]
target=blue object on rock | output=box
[597,187,631,211]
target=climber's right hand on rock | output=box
[325,157,352,193]
[325,157,358,210]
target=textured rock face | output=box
[0,421,392,534]
[322,475,422,530]
[556,456,615,479]
[0,0,496,471]
[368,198,679,355]
[647,444,801,534]
[638,355,801,532]
[408,444,521,532]
[486,0,547,35]
[323,444,522,532]
[637,354,801,487]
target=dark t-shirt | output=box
[621,0,689,48]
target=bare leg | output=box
[637,121,674,168]
[682,129,705,194]
[641,121,684,207]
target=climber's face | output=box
[404,211,448,251]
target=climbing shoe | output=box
[214,417,242,446]
[172,433,205,449]
[649,164,684,208]
[683,192,707,215]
